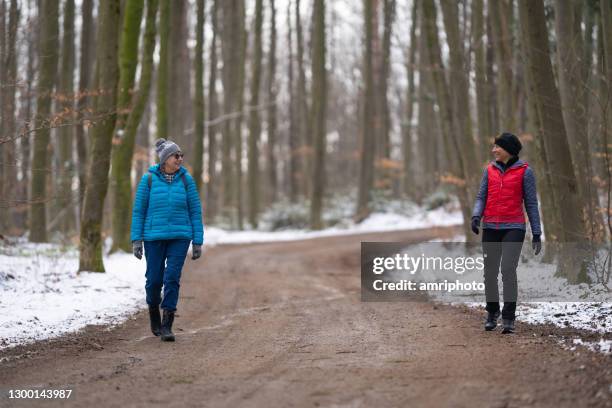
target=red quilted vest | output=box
[483,162,527,224]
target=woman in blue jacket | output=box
[131,138,204,342]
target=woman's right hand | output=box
[132,240,143,260]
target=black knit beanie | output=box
[494,132,522,156]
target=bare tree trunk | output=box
[29,0,59,243]
[156,0,169,138]
[193,0,206,194]
[379,0,395,161]
[402,0,418,198]
[554,0,602,241]
[287,0,299,203]
[220,0,240,220]
[0,1,6,232]
[309,0,326,230]
[1,0,19,234]
[17,0,36,232]
[79,0,121,272]
[356,0,376,222]
[110,0,157,253]
[234,2,247,229]
[489,0,516,131]
[295,0,311,198]
[167,0,192,149]
[56,0,76,236]
[266,0,278,204]
[421,0,473,240]
[601,0,612,242]
[206,0,219,221]
[518,0,589,283]
[417,5,438,199]
[76,0,95,212]
[471,0,491,164]
[247,0,263,228]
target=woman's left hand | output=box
[192,244,202,260]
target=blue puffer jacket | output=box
[130,164,204,245]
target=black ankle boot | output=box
[148,305,161,336]
[502,318,515,334]
[484,311,500,331]
[160,310,175,342]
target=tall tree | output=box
[78,0,121,272]
[440,0,480,192]
[193,0,206,193]
[554,0,602,240]
[378,0,395,160]
[295,0,311,197]
[421,0,473,239]
[156,0,169,138]
[114,0,144,134]
[601,0,612,238]
[168,0,192,149]
[402,0,418,197]
[0,1,6,232]
[287,0,299,203]
[76,0,95,210]
[235,3,247,229]
[56,0,76,235]
[488,0,516,131]
[220,0,241,220]
[356,0,376,221]
[206,0,219,221]
[29,0,59,242]
[17,0,37,231]
[518,0,588,282]
[309,0,326,229]
[471,0,492,163]
[247,0,264,228]
[1,0,19,233]
[110,0,157,253]
[266,0,278,203]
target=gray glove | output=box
[132,240,143,260]
[192,244,202,260]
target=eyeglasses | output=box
[173,153,184,159]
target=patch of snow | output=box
[0,244,145,350]
[205,206,463,246]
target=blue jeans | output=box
[144,239,191,312]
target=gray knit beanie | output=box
[155,138,181,165]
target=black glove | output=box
[192,244,202,260]
[132,240,143,260]
[471,216,480,235]
[532,235,542,255]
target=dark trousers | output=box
[482,228,525,320]
[144,239,191,312]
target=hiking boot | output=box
[148,305,161,336]
[484,311,500,331]
[502,319,515,334]
[160,310,175,342]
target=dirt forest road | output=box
[1,226,611,408]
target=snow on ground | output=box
[387,238,612,353]
[0,242,145,350]
[204,206,463,246]
[0,206,462,350]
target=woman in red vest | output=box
[472,133,542,334]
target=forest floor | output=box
[1,226,611,408]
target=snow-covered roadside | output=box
[0,207,462,350]
[204,206,463,246]
[0,244,145,350]
[389,238,612,353]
